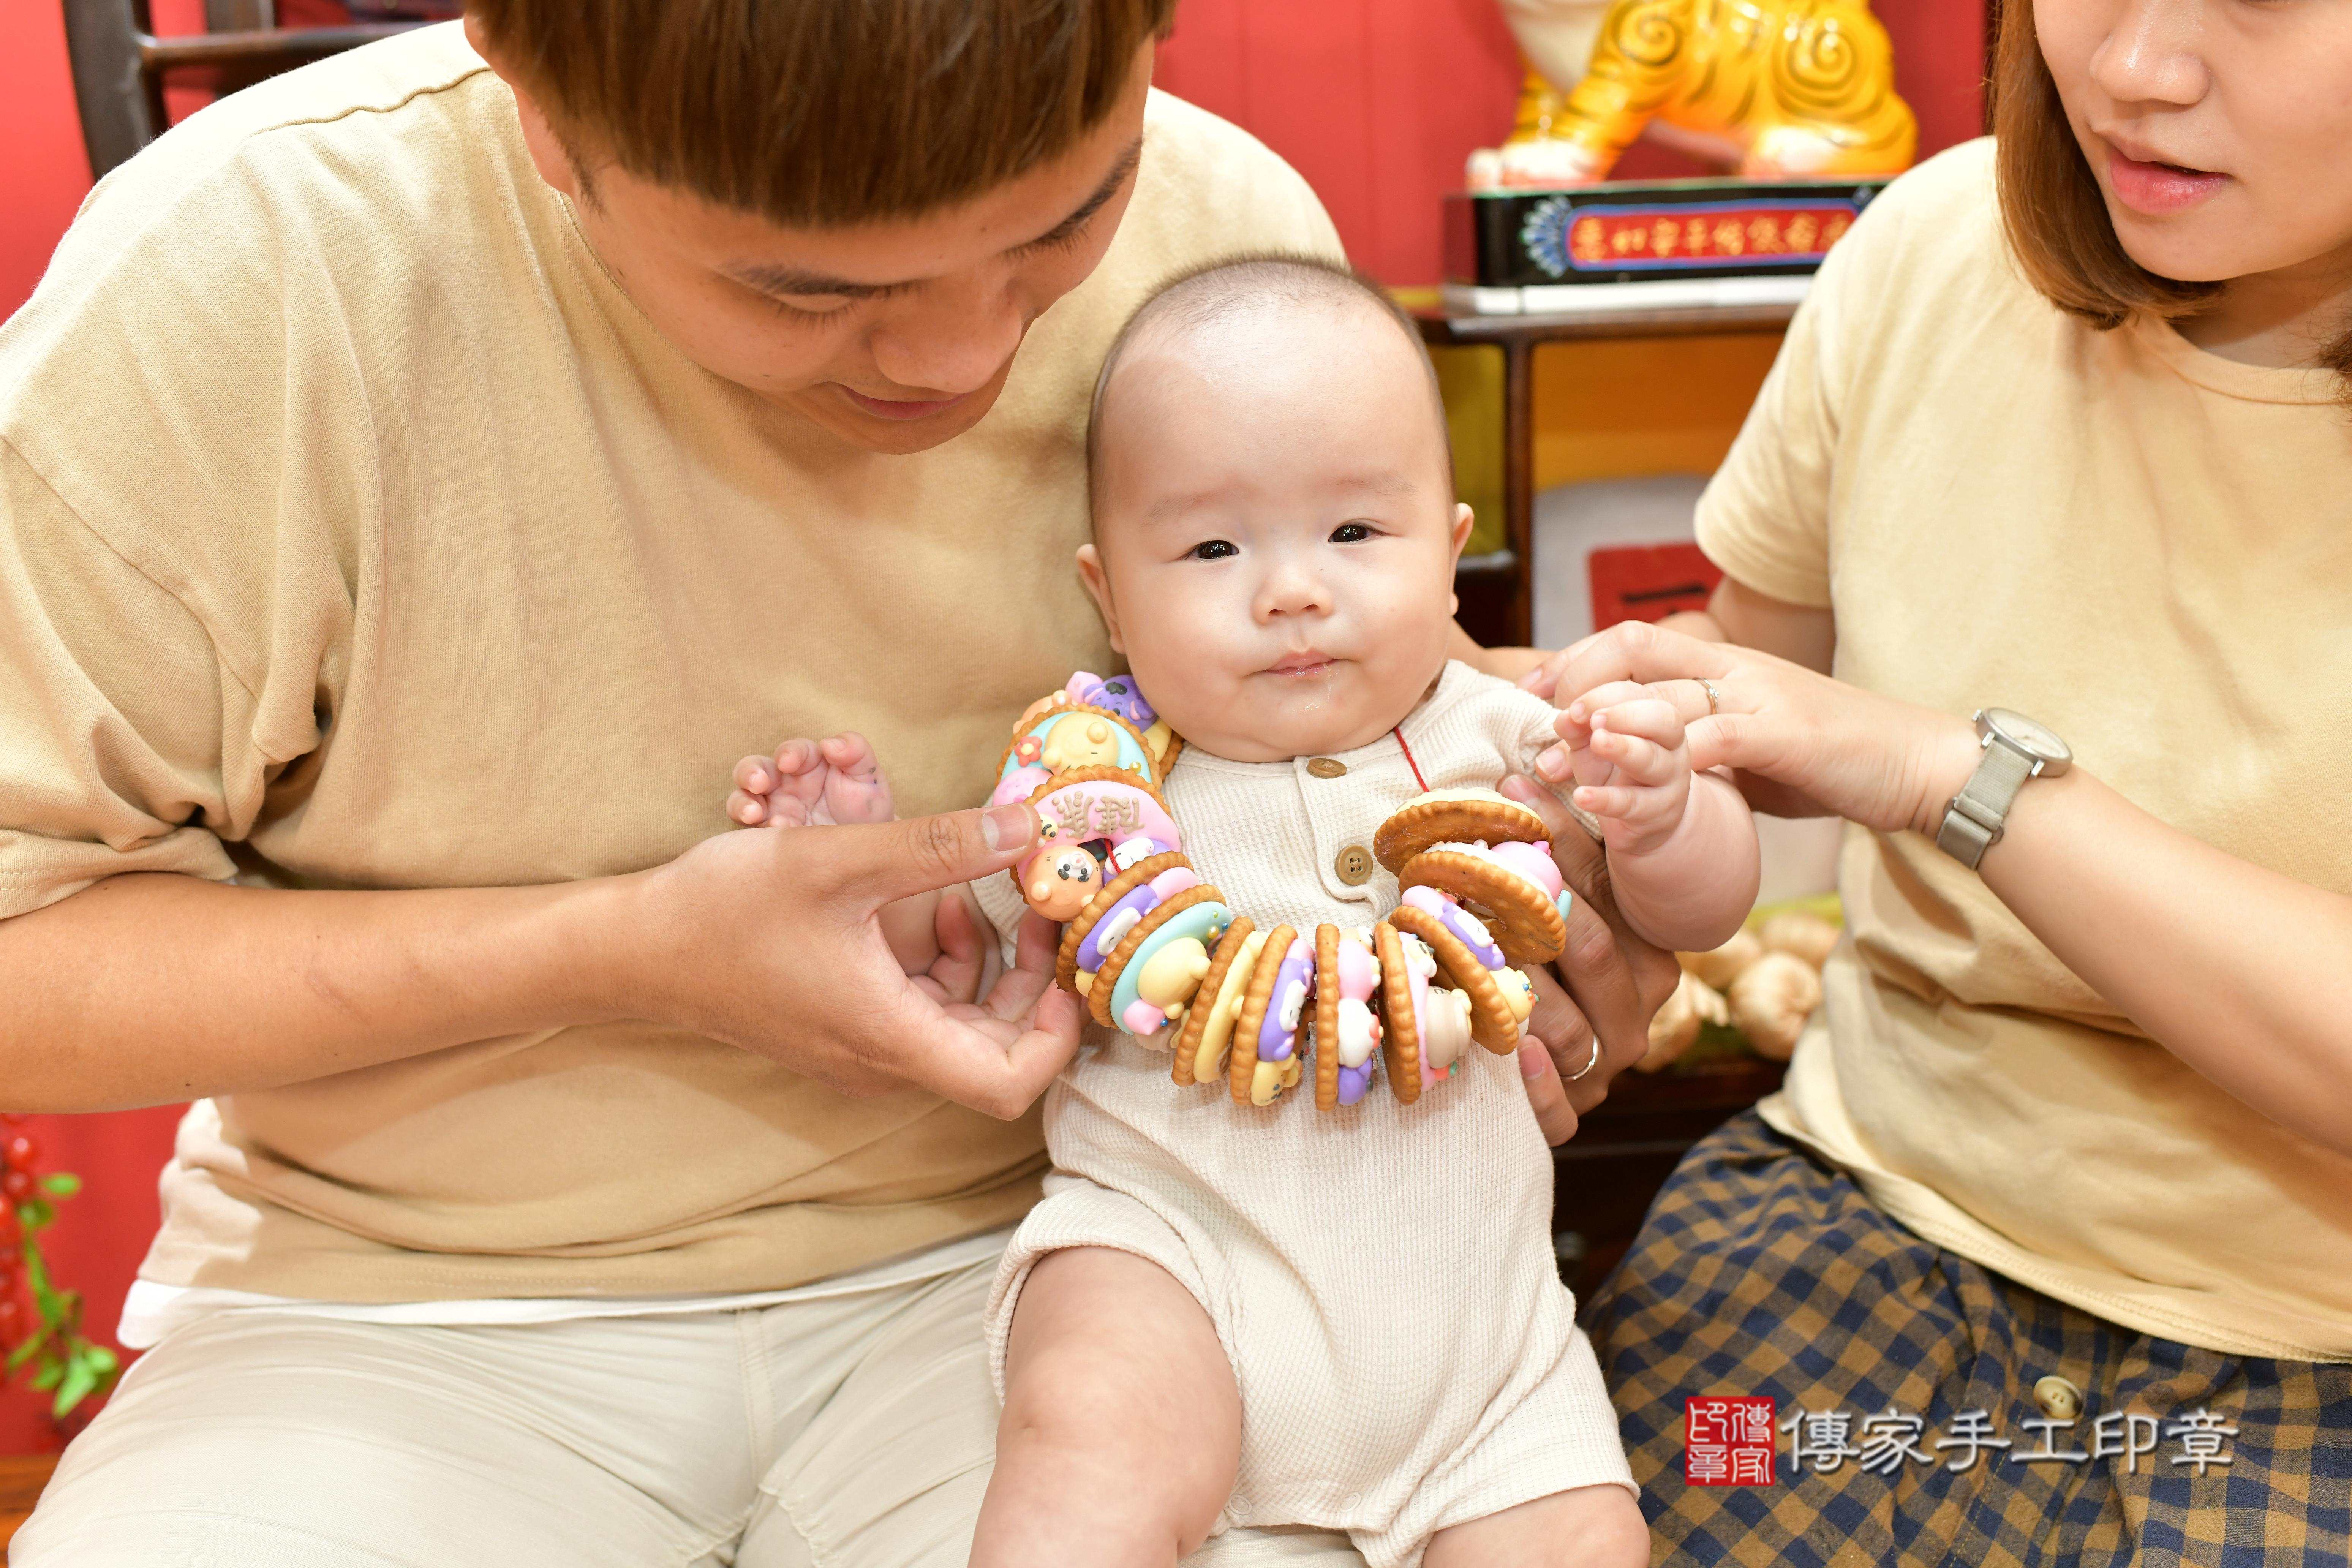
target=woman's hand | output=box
[1532,621,1980,833]
[1496,774,1685,1144]
[631,803,1086,1120]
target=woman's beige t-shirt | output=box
[1697,137,2352,1360]
[0,27,1341,1299]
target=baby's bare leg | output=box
[972,1247,1241,1568]
[1423,1483,1648,1568]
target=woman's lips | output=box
[837,386,969,421]
[2104,146,2226,217]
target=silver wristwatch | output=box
[1934,709,2072,869]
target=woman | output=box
[1522,0,2352,1559]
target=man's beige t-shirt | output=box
[0,26,1342,1300]
[1697,137,2352,1360]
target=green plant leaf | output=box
[52,1355,96,1417]
[28,1359,61,1393]
[17,1197,52,1232]
[40,1173,79,1198]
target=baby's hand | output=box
[1556,683,1692,856]
[728,733,896,828]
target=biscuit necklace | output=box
[991,672,1575,1111]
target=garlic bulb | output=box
[1640,970,1729,1072]
[1680,929,1761,991]
[1757,910,1840,969]
[1727,952,1822,1060]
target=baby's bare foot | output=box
[727,733,895,828]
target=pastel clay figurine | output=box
[1020,846,1106,923]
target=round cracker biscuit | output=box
[1398,850,1568,966]
[996,705,1158,790]
[1372,793,1547,873]
[1228,925,1296,1106]
[1056,850,1192,995]
[1314,925,1342,1112]
[1387,901,1521,1054]
[1372,920,1423,1105]
[1089,882,1224,1029]
[1172,916,1256,1087]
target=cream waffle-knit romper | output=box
[974,662,1635,1568]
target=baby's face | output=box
[1080,303,1472,763]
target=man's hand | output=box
[1497,774,1683,1145]
[632,803,1085,1120]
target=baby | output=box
[729,258,1759,1567]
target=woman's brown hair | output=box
[467,0,1173,227]
[1992,0,2352,387]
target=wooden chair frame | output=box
[62,0,417,179]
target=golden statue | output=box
[1468,0,1916,188]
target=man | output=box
[0,4,1674,1560]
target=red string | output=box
[1392,726,1429,792]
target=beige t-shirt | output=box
[0,25,1341,1300]
[1698,137,2352,1359]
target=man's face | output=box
[477,25,1152,455]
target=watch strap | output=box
[1935,738,2036,869]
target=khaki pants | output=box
[16,1254,1363,1567]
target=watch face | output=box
[1981,708,2071,766]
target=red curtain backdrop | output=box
[0,0,1982,1448]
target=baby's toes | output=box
[732,754,776,796]
[822,771,896,825]
[819,733,896,824]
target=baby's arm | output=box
[1557,686,1760,953]
[725,733,944,976]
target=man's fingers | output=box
[981,909,1063,1024]
[803,805,1042,908]
[1521,962,1598,1094]
[927,891,986,1007]
[1517,1040,1580,1146]
[896,985,1085,1119]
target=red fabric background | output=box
[0,0,1982,1449]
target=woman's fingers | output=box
[1555,680,1653,726]
[1594,697,1685,749]
[1558,620,1737,700]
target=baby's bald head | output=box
[1086,255,1453,519]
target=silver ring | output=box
[1564,1036,1603,1081]
[1699,678,1720,717]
